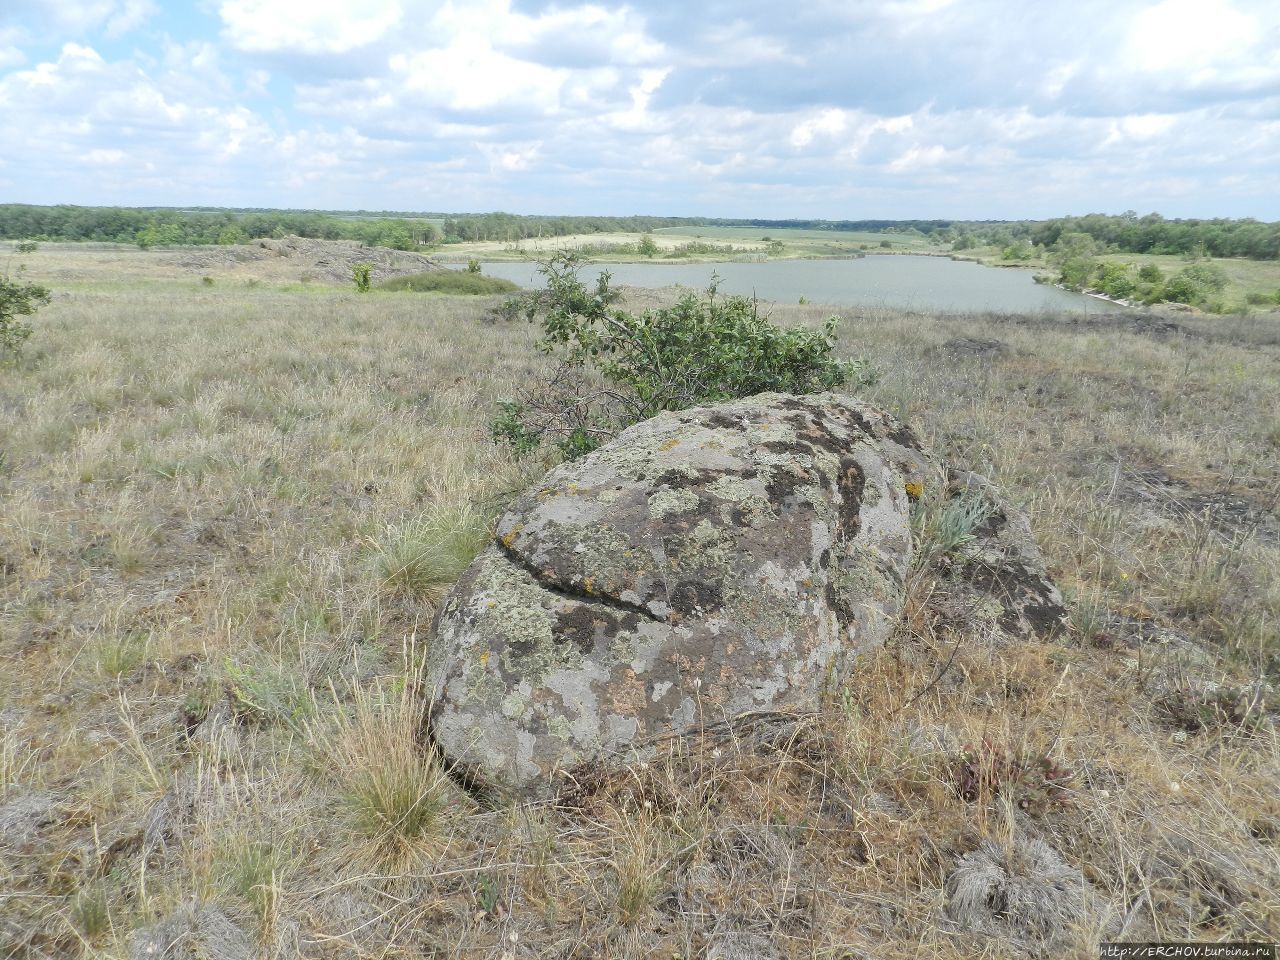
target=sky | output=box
[0,0,1278,219]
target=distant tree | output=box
[638,234,659,258]
[1051,232,1100,291]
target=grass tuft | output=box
[378,271,519,295]
[371,501,492,602]
[308,670,455,868]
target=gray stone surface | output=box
[941,469,1070,640]
[127,904,252,960]
[429,393,924,793]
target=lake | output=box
[462,255,1125,313]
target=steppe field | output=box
[2,243,1278,958]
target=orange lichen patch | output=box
[659,438,681,451]
[500,524,523,549]
[1119,599,1154,620]
[606,668,649,717]
[904,480,924,499]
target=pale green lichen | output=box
[861,481,882,507]
[545,714,573,741]
[647,486,702,519]
[469,549,584,687]
[707,474,775,525]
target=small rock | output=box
[938,336,1008,357]
[934,469,1070,641]
[127,904,252,960]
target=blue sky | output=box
[0,0,1277,218]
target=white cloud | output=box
[389,38,567,114]
[1127,0,1257,75]
[789,109,848,148]
[887,143,955,173]
[81,147,124,163]
[105,0,156,38]
[0,26,25,69]
[219,0,403,54]
[605,67,670,131]
[6,0,155,36]
[478,141,540,172]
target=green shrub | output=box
[353,263,372,293]
[14,239,38,254]
[1164,262,1228,305]
[466,258,482,274]
[492,253,874,458]
[1096,261,1136,300]
[1000,240,1033,261]
[1137,263,1164,283]
[378,271,519,295]
[0,273,51,363]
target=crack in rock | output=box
[493,536,665,624]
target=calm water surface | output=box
[465,255,1125,313]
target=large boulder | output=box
[428,393,926,793]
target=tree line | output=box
[944,212,1280,261]
[2,205,1277,260]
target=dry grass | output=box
[0,249,1277,957]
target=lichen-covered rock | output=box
[940,469,1070,640]
[429,393,924,793]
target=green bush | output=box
[1096,261,1136,300]
[14,239,38,254]
[1164,262,1227,306]
[378,271,519,295]
[0,273,51,363]
[353,263,372,293]
[1137,263,1164,283]
[492,253,874,458]
[1000,240,1033,261]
